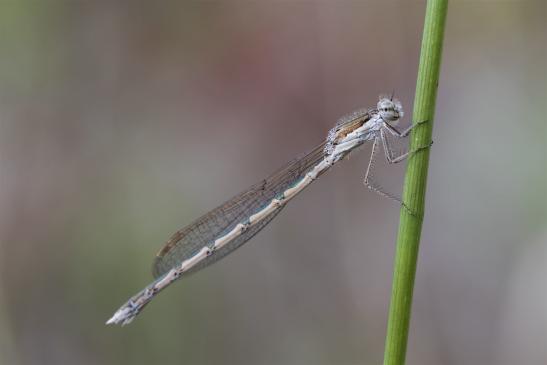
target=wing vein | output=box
[152,141,327,278]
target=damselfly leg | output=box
[381,119,432,163]
[364,137,402,202]
[363,119,432,215]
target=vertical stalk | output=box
[383,1,448,365]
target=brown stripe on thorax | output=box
[332,116,369,144]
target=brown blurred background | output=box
[0,1,545,365]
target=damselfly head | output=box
[377,96,403,125]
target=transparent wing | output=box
[152,142,327,278]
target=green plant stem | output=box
[383,1,448,364]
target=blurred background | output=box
[0,1,545,365]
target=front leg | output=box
[384,119,429,138]
[380,128,412,164]
[381,120,432,164]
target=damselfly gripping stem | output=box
[106,94,430,326]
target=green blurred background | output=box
[0,1,545,364]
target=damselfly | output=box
[107,94,428,325]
